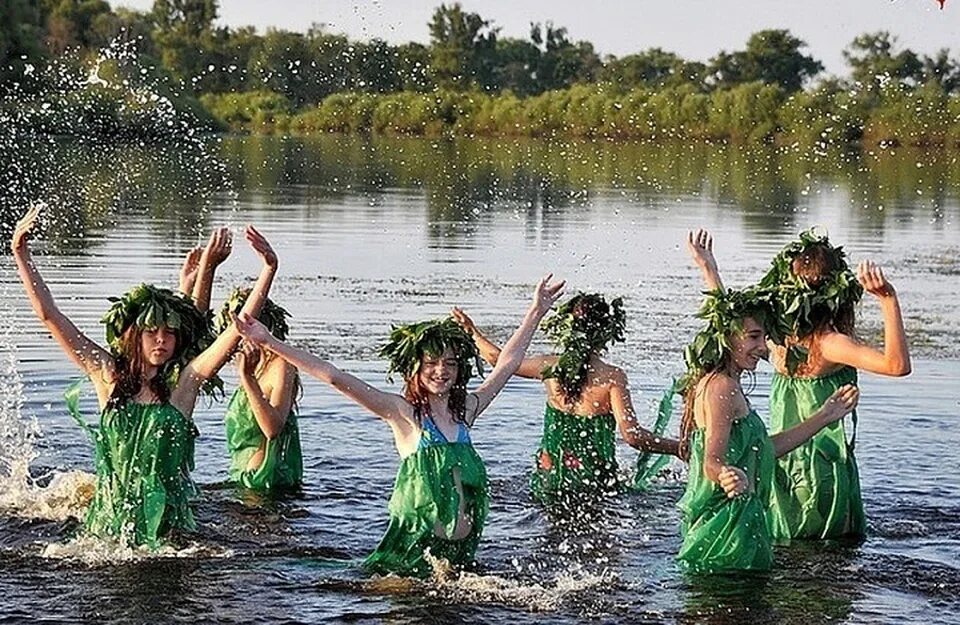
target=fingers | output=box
[718,466,748,498]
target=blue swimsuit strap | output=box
[419,409,471,446]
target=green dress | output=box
[767,366,866,540]
[677,410,775,573]
[70,395,198,548]
[363,418,489,578]
[530,404,619,503]
[224,388,303,491]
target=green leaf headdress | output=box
[100,283,217,393]
[379,317,483,389]
[213,287,291,342]
[679,286,781,393]
[540,293,626,402]
[758,227,863,373]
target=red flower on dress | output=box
[562,451,582,470]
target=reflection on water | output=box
[0,135,958,624]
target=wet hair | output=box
[790,242,856,336]
[403,347,470,425]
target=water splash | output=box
[40,534,234,565]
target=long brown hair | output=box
[107,325,177,408]
[791,243,856,337]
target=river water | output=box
[1,134,958,624]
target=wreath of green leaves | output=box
[540,293,626,402]
[213,287,291,342]
[758,227,863,373]
[679,287,781,393]
[100,283,220,396]
[379,317,483,388]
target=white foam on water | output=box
[424,551,616,611]
[40,534,235,565]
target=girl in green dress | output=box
[452,294,679,505]
[213,291,303,492]
[688,229,910,541]
[675,287,859,574]
[12,204,280,548]
[231,275,565,577]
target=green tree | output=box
[1,0,45,87]
[843,32,922,88]
[492,37,540,95]
[600,48,684,89]
[151,0,219,85]
[920,49,960,94]
[428,3,498,90]
[709,30,821,92]
[530,22,600,91]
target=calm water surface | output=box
[1,136,958,624]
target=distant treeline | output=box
[3,1,960,146]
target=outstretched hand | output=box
[451,307,477,335]
[11,203,44,254]
[687,229,718,272]
[718,465,751,499]
[203,227,233,266]
[230,311,273,347]
[819,384,860,424]
[531,274,565,316]
[857,260,895,299]
[245,225,277,268]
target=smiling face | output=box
[417,347,459,397]
[140,325,178,368]
[729,316,768,372]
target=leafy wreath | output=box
[213,287,291,342]
[379,317,483,387]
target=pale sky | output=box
[112,0,959,76]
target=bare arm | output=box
[688,229,724,291]
[191,227,233,313]
[234,313,411,423]
[700,375,741,485]
[770,385,859,457]
[610,369,680,457]
[819,261,911,377]
[11,205,116,387]
[469,275,565,422]
[173,226,277,414]
[451,307,555,379]
[237,344,296,440]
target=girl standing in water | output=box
[231,275,564,577]
[452,294,679,505]
[688,228,910,540]
[12,204,279,547]
[213,291,302,492]
[676,287,859,573]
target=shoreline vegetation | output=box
[2,2,960,148]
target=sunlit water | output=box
[1,133,958,624]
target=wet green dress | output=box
[224,388,303,491]
[67,384,198,548]
[530,404,619,503]
[677,410,775,573]
[363,415,489,578]
[767,366,866,540]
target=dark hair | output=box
[791,243,856,336]
[107,325,177,408]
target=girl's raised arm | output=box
[820,261,911,377]
[468,275,565,423]
[451,307,556,379]
[11,205,115,385]
[174,226,276,413]
[233,312,410,424]
[190,227,233,313]
[688,229,725,291]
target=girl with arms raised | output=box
[688,228,910,540]
[232,276,564,577]
[452,293,679,505]
[12,204,279,547]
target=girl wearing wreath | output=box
[213,290,302,492]
[11,205,279,548]
[676,287,859,573]
[688,229,910,541]
[452,294,680,505]
[231,275,564,577]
